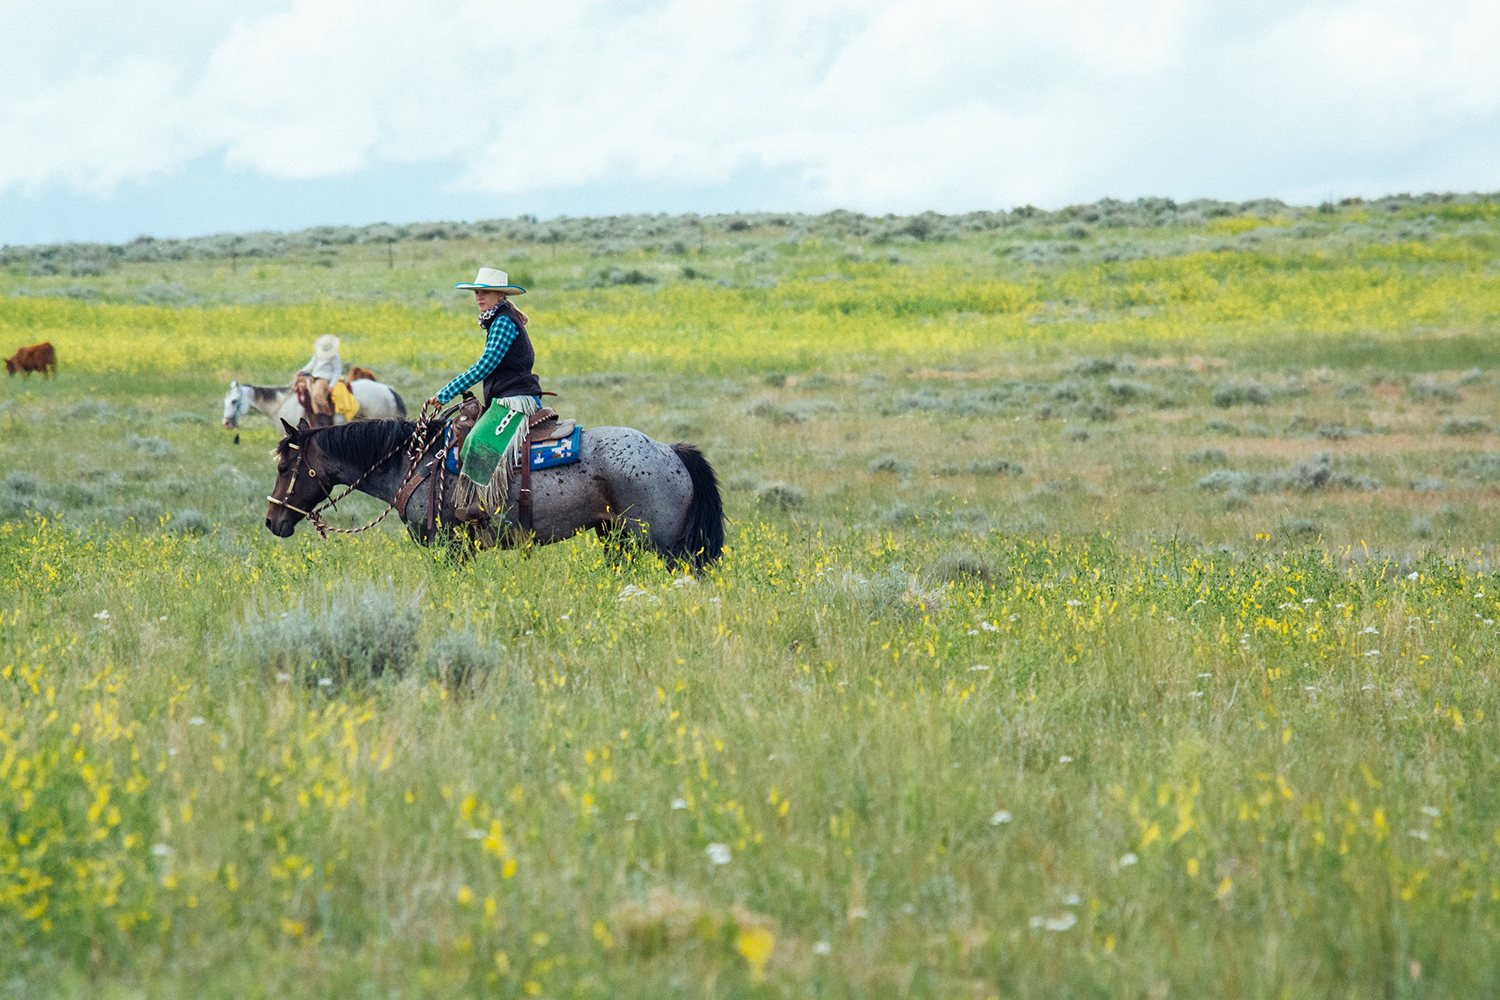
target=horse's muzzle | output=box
[266,517,296,538]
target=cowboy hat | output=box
[314,334,340,359]
[455,267,526,294]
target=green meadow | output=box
[3,197,1500,997]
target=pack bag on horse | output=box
[262,267,724,567]
[7,341,56,377]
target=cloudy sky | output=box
[3,0,1498,245]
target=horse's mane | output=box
[310,419,418,466]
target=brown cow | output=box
[6,342,56,377]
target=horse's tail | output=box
[671,443,724,569]
[388,386,407,418]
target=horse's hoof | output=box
[233,434,240,445]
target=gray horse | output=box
[264,418,724,567]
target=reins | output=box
[267,402,451,539]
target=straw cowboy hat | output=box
[314,334,340,359]
[455,267,526,294]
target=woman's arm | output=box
[435,316,520,404]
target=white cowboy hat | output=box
[314,334,340,359]
[455,267,526,294]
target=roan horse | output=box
[264,418,724,567]
[222,379,406,429]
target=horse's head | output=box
[265,418,331,537]
[223,381,247,428]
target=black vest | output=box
[481,303,542,404]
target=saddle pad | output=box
[446,426,583,476]
[530,426,582,470]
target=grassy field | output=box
[4,200,1500,997]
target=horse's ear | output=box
[280,417,297,437]
[230,380,239,390]
[297,417,311,432]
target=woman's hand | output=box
[418,396,443,421]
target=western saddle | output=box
[397,398,573,536]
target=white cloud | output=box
[1,0,1498,213]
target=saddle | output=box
[421,396,580,534]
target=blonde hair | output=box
[498,298,529,327]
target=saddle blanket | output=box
[445,425,581,475]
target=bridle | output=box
[266,440,330,519]
[266,404,448,539]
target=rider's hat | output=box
[455,267,526,294]
[314,334,340,359]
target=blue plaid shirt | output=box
[436,315,520,403]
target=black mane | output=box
[310,419,419,467]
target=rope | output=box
[289,399,451,539]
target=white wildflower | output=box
[970,664,990,671]
[150,844,173,857]
[318,677,333,686]
[1364,649,1381,657]
[93,609,110,620]
[1420,806,1441,817]
[1043,913,1077,932]
[618,584,659,603]
[1119,853,1138,868]
[671,798,688,810]
[812,941,832,955]
[982,620,1001,632]
[989,810,1012,825]
[188,716,205,726]
[706,843,732,865]
[1058,755,1074,764]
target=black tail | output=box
[389,387,407,418]
[671,443,724,569]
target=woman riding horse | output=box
[427,268,541,418]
